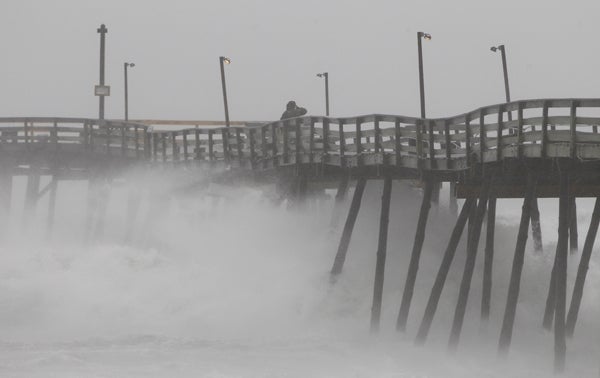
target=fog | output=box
[3,0,600,121]
[0,173,598,377]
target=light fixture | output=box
[221,57,231,64]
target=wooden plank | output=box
[371,175,392,332]
[570,101,577,159]
[498,173,536,354]
[541,101,549,158]
[356,118,363,166]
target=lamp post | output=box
[491,44,512,121]
[123,62,135,121]
[97,24,108,120]
[219,56,231,128]
[316,72,330,116]
[417,31,431,118]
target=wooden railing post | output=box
[235,127,243,166]
[541,101,549,158]
[309,118,315,164]
[355,117,363,166]
[270,123,278,167]
[182,130,189,162]
[517,102,524,159]
[374,116,382,153]
[282,121,290,164]
[569,101,577,159]
[194,128,201,160]
[416,120,424,171]
[444,119,451,168]
[465,115,472,168]
[295,118,302,166]
[221,128,230,164]
[208,129,214,161]
[428,120,435,169]
[339,120,346,168]
[260,126,267,168]
[496,105,504,162]
[394,119,401,166]
[249,127,256,169]
[322,118,330,161]
[479,110,486,161]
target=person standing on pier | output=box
[280,100,307,120]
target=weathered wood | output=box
[415,197,475,345]
[330,178,367,277]
[554,169,569,373]
[396,179,434,331]
[569,197,578,253]
[481,193,497,321]
[496,106,503,162]
[448,177,491,351]
[543,244,560,330]
[370,175,392,332]
[45,176,58,239]
[498,173,536,355]
[530,197,543,253]
[565,197,600,338]
[23,164,41,228]
[540,102,549,158]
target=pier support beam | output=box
[396,178,434,331]
[45,176,58,239]
[448,177,491,351]
[569,197,578,253]
[498,173,536,355]
[553,170,569,373]
[566,197,600,338]
[330,178,367,278]
[530,197,543,253]
[481,193,497,321]
[23,164,41,229]
[370,175,392,332]
[415,197,474,345]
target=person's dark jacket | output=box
[280,101,307,120]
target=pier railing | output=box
[2,98,600,171]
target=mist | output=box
[0,170,597,377]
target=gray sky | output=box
[2,0,600,121]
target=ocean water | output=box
[0,177,598,377]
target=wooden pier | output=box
[3,98,600,373]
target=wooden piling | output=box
[554,169,569,373]
[371,175,392,332]
[448,178,491,351]
[498,173,536,355]
[415,197,475,345]
[481,193,497,321]
[23,164,41,229]
[396,178,434,331]
[45,176,58,239]
[542,245,559,330]
[569,197,578,253]
[530,197,543,253]
[330,177,367,277]
[566,197,600,338]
